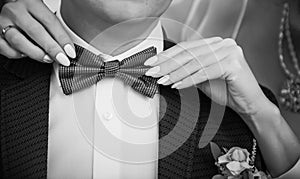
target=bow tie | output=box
[59,44,159,98]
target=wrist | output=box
[240,98,282,129]
[253,98,280,118]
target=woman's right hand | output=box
[0,0,75,66]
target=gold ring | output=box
[1,25,17,38]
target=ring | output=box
[1,25,17,38]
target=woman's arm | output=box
[241,99,300,177]
[0,0,74,65]
[144,37,300,178]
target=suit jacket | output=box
[0,40,277,179]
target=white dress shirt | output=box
[47,1,163,178]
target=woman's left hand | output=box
[144,37,270,116]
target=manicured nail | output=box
[157,75,170,85]
[171,82,182,89]
[43,55,53,63]
[64,44,76,58]
[145,66,160,76]
[144,56,158,66]
[56,53,70,66]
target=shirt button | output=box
[103,112,113,121]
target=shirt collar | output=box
[54,0,164,86]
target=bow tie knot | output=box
[59,44,159,98]
[103,60,120,77]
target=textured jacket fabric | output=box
[0,41,277,179]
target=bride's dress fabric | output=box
[161,0,248,41]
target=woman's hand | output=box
[145,37,300,178]
[0,0,74,66]
[145,37,269,116]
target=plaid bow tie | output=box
[59,44,159,98]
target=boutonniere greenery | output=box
[210,139,272,179]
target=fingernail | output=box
[157,75,170,85]
[171,82,182,89]
[144,56,158,66]
[43,55,53,63]
[56,53,70,66]
[145,66,160,76]
[64,44,76,58]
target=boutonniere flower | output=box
[217,147,252,176]
[210,140,271,179]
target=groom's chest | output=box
[0,55,204,178]
[48,66,161,178]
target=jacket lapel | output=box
[1,59,52,178]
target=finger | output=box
[0,17,24,58]
[28,1,76,58]
[160,41,233,81]
[14,10,70,66]
[145,41,225,78]
[171,61,225,89]
[145,38,237,78]
[144,37,223,66]
[172,50,241,89]
[157,44,230,85]
[4,26,53,63]
[0,37,23,59]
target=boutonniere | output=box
[210,139,271,179]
